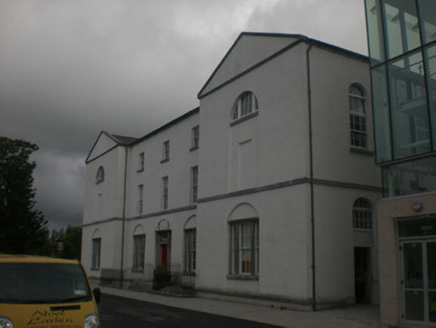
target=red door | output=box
[161,244,168,268]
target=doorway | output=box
[400,240,436,325]
[156,231,171,269]
[354,247,371,303]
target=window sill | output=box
[349,147,374,156]
[160,158,169,164]
[190,146,199,152]
[90,267,100,271]
[132,269,144,273]
[227,274,259,281]
[353,228,373,232]
[230,111,259,127]
[137,168,144,173]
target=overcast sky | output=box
[0,0,369,229]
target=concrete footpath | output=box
[98,286,385,327]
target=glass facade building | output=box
[365,0,436,197]
[365,1,436,326]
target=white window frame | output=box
[133,234,145,272]
[229,219,259,277]
[138,152,145,172]
[353,198,373,230]
[92,238,101,270]
[191,125,199,150]
[162,140,170,162]
[96,166,105,184]
[162,176,169,210]
[138,184,144,215]
[232,92,259,121]
[184,229,196,273]
[190,166,198,204]
[349,85,367,149]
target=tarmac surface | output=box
[98,286,385,328]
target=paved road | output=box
[99,293,281,328]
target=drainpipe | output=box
[120,146,128,288]
[306,40,317,312]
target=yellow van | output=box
[0,255,101,328]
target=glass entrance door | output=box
[401,240,436,324]
[428,242,436,323]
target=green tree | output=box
[0,137,47,254]
[58,225,82,260]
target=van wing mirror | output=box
[93,288,101,303]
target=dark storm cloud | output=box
[0,0,367,227]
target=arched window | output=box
[228,203,259,277]
[96,166,105,184]
[349,84,367,148]
[232,91,259,121]
[133,225,145,272]
[353,198,372,230]
[184,216,197,274]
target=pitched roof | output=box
[85,131,137,163]
[198,32,368,99]
[110,134,138,146]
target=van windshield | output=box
[0,263,92,304]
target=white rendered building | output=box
[82,33,382,309]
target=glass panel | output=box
[389,51,430,159]
[185,229,196,272]
[383,156,436,197]
[255,222,259,275]
[403,243,423,289]
[371,65,392,163]
[353,199,373,230]
[418,0,436,45]
[429,292,436,322]
[365,0,385,65]
[428,243,436,289]
[398,218,436,238]
[424,45,436,151]
[0,263,91,304]
[92,239,101,269]
[231,224,238,274]
[383,0,421,59]
[134,235,145,270]
[240,222,252,274]
[405,290,425,321]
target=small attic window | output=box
[232,92,259,122]
[96,166,105,184]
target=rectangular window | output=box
[92,238,101,270]
[138,152,144,172]
[162,176,169,210]
[350,114,367,148]
[190,166,198,204]
[133,234,145,272]
[162,141,170,162]
[184,229,196,273]
[229,220,259,277]
[138,184,143,215]
[191,125,199,150]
